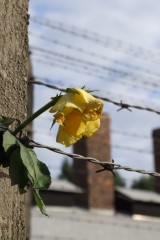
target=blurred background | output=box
[28,1,160,239]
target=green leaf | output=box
[0,116,16,127]
[33,189,48,216]
[3,130,17,152]
[18,142,51,189]
[3,131,51,190]
[3,131,29,191]
[2,130,51,215]
[9,147,29,191]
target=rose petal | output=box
[56,125,82,147]
[84,119,100,137]
[50,91,86,113]
[50,88,103,147]
[63,109,86,136]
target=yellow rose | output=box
[49,88,103,147]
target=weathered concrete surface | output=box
[0,0,29,239]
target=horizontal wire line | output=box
[30,48,160,93]
[29,80,160,115]
[27,128,152,155]
[31,119,150,140]
[31,46,129,77]
[29,32,160,78]
[32,76,160,108]
[111,129,148,139]
[32,56,133,87]
[30,17,160,63]
[33,57,143,91]
[47,165,156,183]
[29,140,160,177]
[31,56,160,94]
[32,51,160,89]
[32,52,119,79]
[28,119,150,140]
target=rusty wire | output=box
[29,80,160,115]
[29,140,160,177]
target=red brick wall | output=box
[73,114,115,209]
[152,129,160,193]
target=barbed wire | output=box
[31,76,160,109]
[31,46,160,87]
[30,119,150,140]
[33,57,107,83]
[31,56,160,94]
[32,52,121,80]
[33,57,145,92]
[34,52,160,89]
[29,32,160,79]
[28,117,150,140]
[31,56,132,88]
[31,46,130,77]
[27,128,153,155]
[112,144,152,155]
[111,129,148,139]
[29,80,160,115]
[46,165,156,185]
[31,49,160,93]
[30,17,160,63]
[29,140,160,177]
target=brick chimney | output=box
[73,114,115,212]
[152,129,160,193]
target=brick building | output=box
[73,114,115,211]
[152,129,160,193]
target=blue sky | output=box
[28,0,160,186]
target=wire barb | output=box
[29,140,160,178]
[29,80,160,116]
[96,159,115,176]
[30,17,160,64]
[117,101,132,112]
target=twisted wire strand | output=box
[31,55,160,94]
[29,140,160,177]
[31,46,130,77]
[30,17,160,63]
[31,76,160,109]
[29,31,160,78]
[29,80,160,115]
[31,46,160,89]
